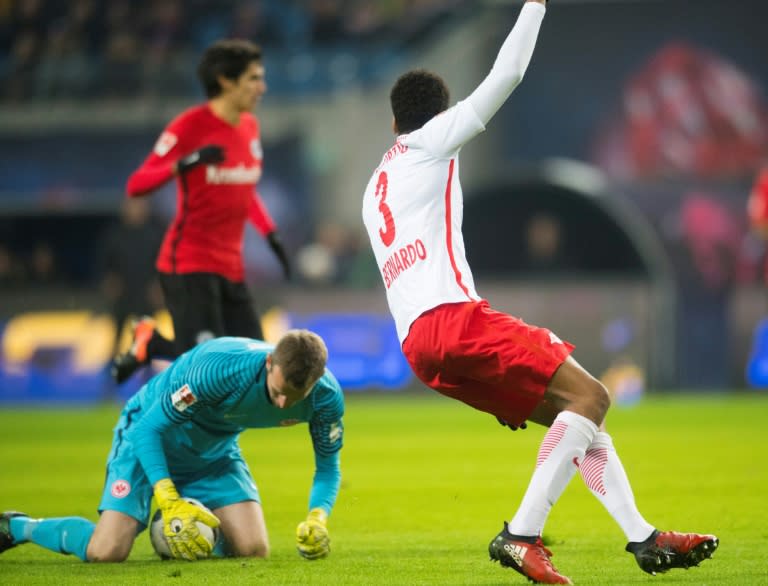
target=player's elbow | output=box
[506,68,525,89]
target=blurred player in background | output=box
[1,330,342,562]
[361,1,717,583]
[112,39,291,384]
[98,198,165,360]
[748,165,768,238]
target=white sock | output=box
[579,431,655,542]
[508,411,598,536]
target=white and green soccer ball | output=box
[149,497,220,560]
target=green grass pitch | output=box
[1,392,766,585]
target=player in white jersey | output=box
[362,1,717,583]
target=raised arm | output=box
[467,0,546,125]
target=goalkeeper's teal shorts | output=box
[98,444,260,528]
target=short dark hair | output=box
[390,69,450,134]
[271,329,328,391]
[197,39,262,98]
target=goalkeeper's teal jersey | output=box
[121,337,344,512]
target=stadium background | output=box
[1,0,768,403]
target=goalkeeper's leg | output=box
[180,453,267,558]
[212,501,269,558]
[2,511,95,561]
[86,510,140,561]
[2,510,140,562]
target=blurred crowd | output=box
[0,240,61,288]
[0,0,466,102]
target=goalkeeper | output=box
[0,330,343,562]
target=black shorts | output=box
[158,272,263,353]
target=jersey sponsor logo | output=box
[250,139,263,159]
[381,238,428,289]
[206,163,262,185]
[279,419,301,426]
[153,131,178,157]
[329,421,342,443]
[110,479,131,498]
[171,384,197,412]
[223,412,246,420]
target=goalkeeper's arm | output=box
[125,395,220,559]
[296,449,340,559]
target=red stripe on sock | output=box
[536,420,568,468]
[581,447,608,495]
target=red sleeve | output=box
[126,158,175,196]
[126,116,190,197]
[247,192,277,236]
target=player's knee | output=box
[230,539,269,558]
[587,378,611,421]
[86,538,131,562]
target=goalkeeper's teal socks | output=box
[10,516,94,561]
[212,535,228,557]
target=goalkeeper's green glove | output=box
[296,508,330,560]
[153,478,220,561]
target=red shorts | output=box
[402,300,574,427]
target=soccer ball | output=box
[149,497,220,559]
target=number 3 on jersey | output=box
[375,171,396,246]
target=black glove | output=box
[177,145,225,173]
[497,416,527,432]
[267,231,291,280]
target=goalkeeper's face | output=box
[266,362,311,409]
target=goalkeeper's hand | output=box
[153,478,220,561]
[176,145,225,174]
[296,508,330,560]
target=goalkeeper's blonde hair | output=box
[272,329,327,391]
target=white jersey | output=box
[361,2,546,343]
[362,100,486,343]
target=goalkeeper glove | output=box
[153,478,220,561]
[266,231,291,280]
[176,145,225,173]
[296,508,330,560]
